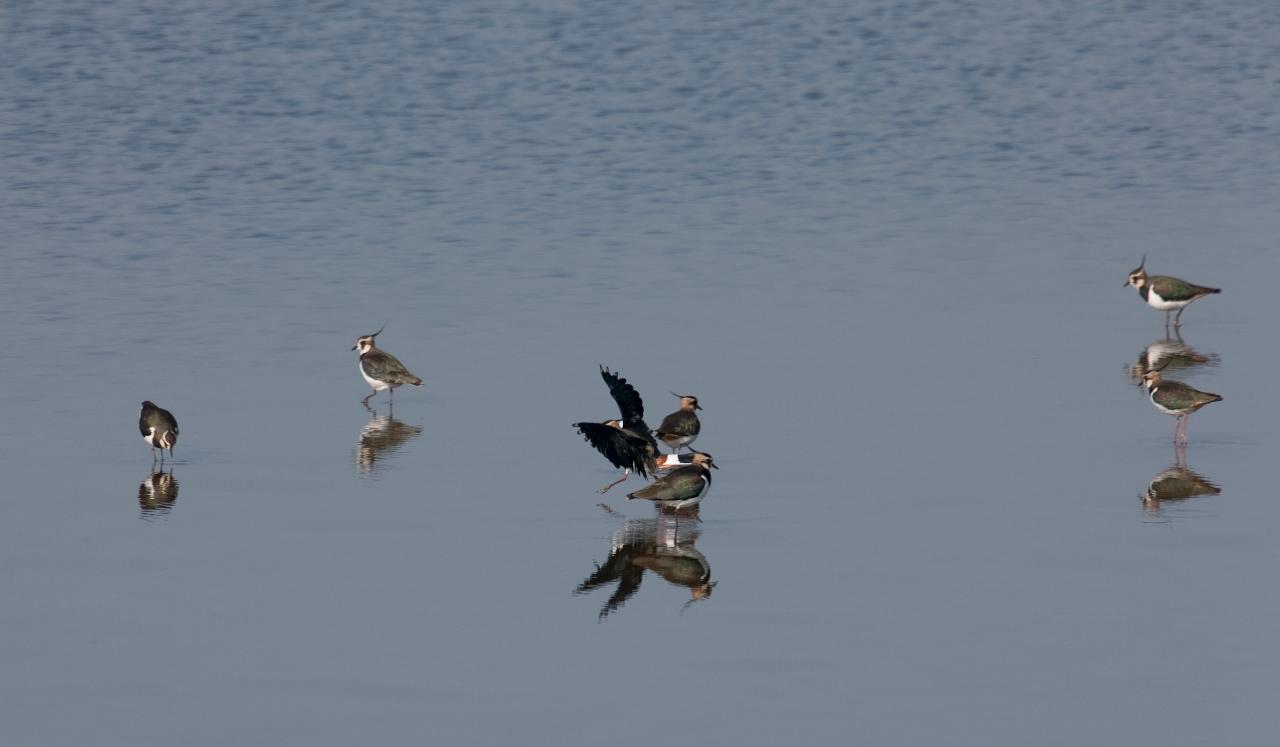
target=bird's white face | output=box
[1126,270,1148,288]
[353,336,376,354]
[1142,370,1162,389]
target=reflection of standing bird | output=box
[138,469,179,517]
[627,451,717,511]
[1144,465,1220,506]
[352,328,422,406]
[656,394,702,453]
[574,517,713,621]
[1124,256,1220,329]
[1141,368,1222,444]
[355,411,424,475]
[574,367,664,493]
[139,401,179,464]
[1128,334,1218,384]
[1142,446,1221,518]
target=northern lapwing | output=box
[1124,256,1221,329]
[139,401,178,464]
[627,451,717,512]
[1140,365,1222,444]
[655,394,702,453]
[574,516,713,621]
[352,327,422,406]
[574,366,665,493]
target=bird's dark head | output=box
[352,326,385,351]
[1125,255,1148,288]
[691,451,718,470]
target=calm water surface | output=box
[3,1,1280,744]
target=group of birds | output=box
[139,326,427,465]
[137,266,1220,506]
[142,331,715,513]
[572,366,715,512]
[1124,256,1223,443]
[346,334,717,513]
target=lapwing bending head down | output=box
[139,401,179,464]
[352,327,422,406]
[656,393,702,453]
[1140,365,1222,444]
[627,451,717,512]
[573,366,663,494]
[1124,256,1221,329]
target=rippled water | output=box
[3,1,1280,744]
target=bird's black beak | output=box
[695,402,703,410]
[711,462,719,469]
[351,344,358,351]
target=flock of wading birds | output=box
[136,257,1222,513]
[138,327,715,513]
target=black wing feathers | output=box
[573,422,653,478]
[600,366,645,426]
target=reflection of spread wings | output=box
[573,545,646,622]
[573,422,653,478]
[601,568,644,620]
[600,366,644,425]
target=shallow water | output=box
[3,1,1280,744]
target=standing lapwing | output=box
[655,394,702,453]
[573,366,678,494]
[352,327,422,406]
[1140,365,1223,444]
[139,401,179,464]
[1124,256,1220,329]
[627,451,717,512]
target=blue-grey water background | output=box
[3,1,1280,744]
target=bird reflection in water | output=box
[574,514,714,622]
[138,468,178,519]
[1141,444,1220,518]
[355,405,424,476]
[1128,330,1219,385]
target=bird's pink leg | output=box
[598,470,630,494]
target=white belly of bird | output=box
[1146,289,1191,311]
[359,361,391,391]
